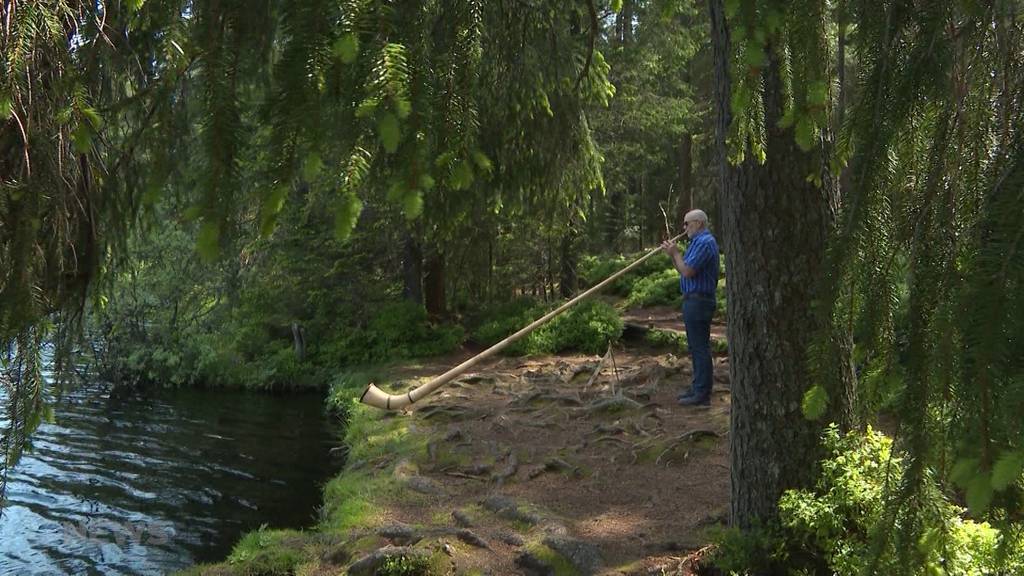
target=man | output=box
[660,209,720,406]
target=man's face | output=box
[683,219,701,239]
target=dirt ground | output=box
[620,305,728,342]
[364,342,733,576]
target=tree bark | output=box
[424,248,446,318]
[402,232,423,305]
[560,226,579,298]
[678,132,694,221]
[708,0,852,530]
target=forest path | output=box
[347,343,732,575]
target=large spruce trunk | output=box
[708,0,852,529]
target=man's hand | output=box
[660,239,681,258]
[662,239,696,278]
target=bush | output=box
[626,269,682,308]
[471,299,623,356]
[546,300,624,355]
[578,253,674,296]
[713,425,1024,575]
[313,301,464,367]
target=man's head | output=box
[682,209,709,239]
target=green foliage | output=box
[625,269,681,308]
[643,329,687,353]
[578,253,674,296]
[226,526,305,574]
[472,299,623,356]
[320,301,464,367]
[800,385,828,421]
[379,555,432,576]
[713,425,1024,575]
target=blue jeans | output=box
[683,296,716,400]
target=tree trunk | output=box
[622,0,634,44]
[402,232,423,305]
[424,248,446,318]
[560,227,579,298]
[708,0,853,530]
[678,132,694,222]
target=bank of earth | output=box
[180,317,731,576]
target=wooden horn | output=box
[360,233,686,410]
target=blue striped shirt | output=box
[680,229,720,296]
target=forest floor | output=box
[182,311,732,576]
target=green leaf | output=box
[448,159,474,191]
[356,98,378,118]
[801,385,828,420]
[142,174,165,206]
[196,221,221,262]
[259,186,289,237]
[807,80,829,107]
[72,124,93,154]
[472,150,493,173]
[991,450,1024,490]
[394,98,412,119]
[402,190,423,220]
[387,179,406,203]
[966,473,993,515]
[764,9,783,33]
[611,0,623,13]
[126,0,146,12]
[743,41,766,69]
[80,106,103,129]
[418,174,436,190]
[951,458,981,488]
[0,93,12,120]
[301,153,324,180]
[182,204,203,221]
[377,113,400,153]
[724,0,741,19]
[334,193,363,240]
[795,116,816,151]
[333,33,359,64]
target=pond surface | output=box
[0,383,339,575]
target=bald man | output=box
[660,209,720,406]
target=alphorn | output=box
[360,232,687,410]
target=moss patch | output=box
[525,542,579,576]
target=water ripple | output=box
[1,385,339,575]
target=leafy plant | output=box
[713,425,1024,575]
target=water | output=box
[0,383,340,575]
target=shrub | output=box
[471,299,623,356]
[578,253,674,295]
[626,269,682,308]
[314,301,464,366]
[712,425,1024,575]
[547,300,624,355]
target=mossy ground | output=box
[177,348,730,576]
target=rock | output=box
[452,509,474,527]
[377,523,418,545]
[481,495,541,526]
[543,535,602,576]
[347,547,429,576]
[454,528,491,550]
[406,475,443,495]
[481,495,517,513]
[516,551,555,576]
[498,531,525,547]
[320,544,351,565]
